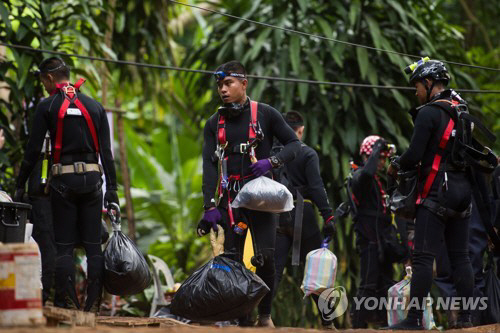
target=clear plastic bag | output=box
[301,239,337,297]
[231,176,294,213]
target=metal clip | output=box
[74,162,86,174]
[443,172,448,191]
[51,163,62,176]
[239,143,249,154]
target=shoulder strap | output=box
[216,100,258,146]
[217,115,226,146]
[53,79,100,164]
[249,100,258,140]
[416,111,455,203]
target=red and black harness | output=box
[52,78,100,165]
[416,99,470,218]
[215,100,262,228]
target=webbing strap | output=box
[249,100,258,140]
[217,100,258,146]
[417,117,455,203]
[53,79,99,164]
[53,98,71,164]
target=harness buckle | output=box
[74,162,86,174]
[239,143,249,154]
[51,164,62,176]
[436,206,447,217]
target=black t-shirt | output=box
[17,90,117,191]
[202,99,300,208]
[280,143,333,221]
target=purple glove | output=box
[249,159,272,177]
[197,208,221,236]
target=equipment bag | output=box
[390,169,419,219]
[231,176,294,213]
[301,237,337,297]
[170,255,269,322]
[103,203,151,295]
[387,267,437,330]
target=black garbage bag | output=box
[482,254,500,324]
[103,204,151,295]
[170,255,269,322]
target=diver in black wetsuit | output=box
[387,60,475,330]
[350,135,395,328]
[271,111,336,330]
[199,61,300,327]
[15,57,118,312]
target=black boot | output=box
[382,316,423,330]
[84,255,104,313]
[54,255,80,309]
[453,312,473,329]
[350,308,368,329]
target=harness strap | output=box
[53,79,99,164]
[249,100,258,140]
[416,116,455,204]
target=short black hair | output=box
[284,111,304,130]
[38,57,70,80]
[215,60,247,77]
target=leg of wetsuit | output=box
[351,229,381,328]
[244,209,277,316]
[51,189,80,309]
[444,214,474,319]
[273,230,292,294]
[407,206,446,322]
[78,190,104,312]
[29,196,56,304]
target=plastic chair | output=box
[148,254,175,317]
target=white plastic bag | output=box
[231,176,294,213]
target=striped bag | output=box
[387,266,437,330]
[301,238,337,297]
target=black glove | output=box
[104,190,119,208]
[322,216,336,237]
[14,188,26,203]
[373,138,388,152]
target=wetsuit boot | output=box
[54,255,80,309]
[84,255,104,313]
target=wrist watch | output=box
[203,198,216,210]
[268,156,283,168]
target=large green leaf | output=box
[289,34,301,75]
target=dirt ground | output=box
[0,323,498,333]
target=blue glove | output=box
[249,159,272,177]
[197,208,221,236]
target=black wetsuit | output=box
[272,143,334,325]
[27,151,56,305]
[350,141,394,328]
[398,89,474,321]
[17,86,117,311]
[202,98,300,316]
